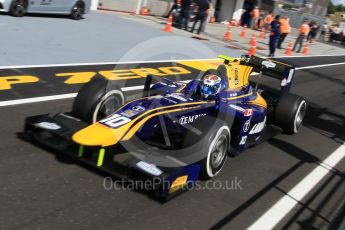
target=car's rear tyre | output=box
[10,0,27,17]
[183,117,230,180]
[72,77,125,123]
[70,1,84,20]
[274,93,307,134]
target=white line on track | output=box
[0,58,219,70]
[0,93,77,107]
[295,62,345,70]
[0,80,193,107]
[275,53,345,58]
[247,143,345,230]
[118,85,144,92]
[0,86,144,107]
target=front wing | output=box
[23,113,201,200]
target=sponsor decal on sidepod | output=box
[179,114,207,125]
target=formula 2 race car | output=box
[23,55,307,199]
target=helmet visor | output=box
[201,84,219,95]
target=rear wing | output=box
[240,55,295,93]
[218,55,295,93]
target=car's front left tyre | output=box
[72,77,125,123]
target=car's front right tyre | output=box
[182,117,230,180]
[201,126,230,179]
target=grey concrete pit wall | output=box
[98,0,174,15]
[98,0,140,13]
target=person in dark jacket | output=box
[240,9,251,27]
[268,15,281,57]
[178,0,191,30]
[190,0,210,34]
[307,21,319,43]
[166,0,181,17]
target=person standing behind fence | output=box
[293,19,310,53]
[178,0,191,30]
[268,15,281,57]
[190,0,210,34]
[277,16,291,49]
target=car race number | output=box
[100,114,131,128]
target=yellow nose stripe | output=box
[72,123,123,146]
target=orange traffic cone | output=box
[259,28,266,39]
[141,6,149,16]
[302,42,309,55]
[240,25,247,38]
[224,24,232,41]
[248,45,256,55]
[249,33,256,46]
[163,15,173,32]
[284,41,293,55]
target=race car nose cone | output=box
[72,123,121,147]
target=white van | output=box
[0,0,91,19]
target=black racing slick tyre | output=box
[10,0,27,17]
[72,77,125,123]
[70,1,84,20]
[183,117,230,180]
[274,93,307,134]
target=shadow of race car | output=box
[24,55,307,200]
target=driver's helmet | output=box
[200,74,222,97]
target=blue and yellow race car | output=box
[24,55,307,199]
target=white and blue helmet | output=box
[200,74,222,96]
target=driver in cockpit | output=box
[199,74,223,98]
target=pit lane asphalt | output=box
[0,55,344,230]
